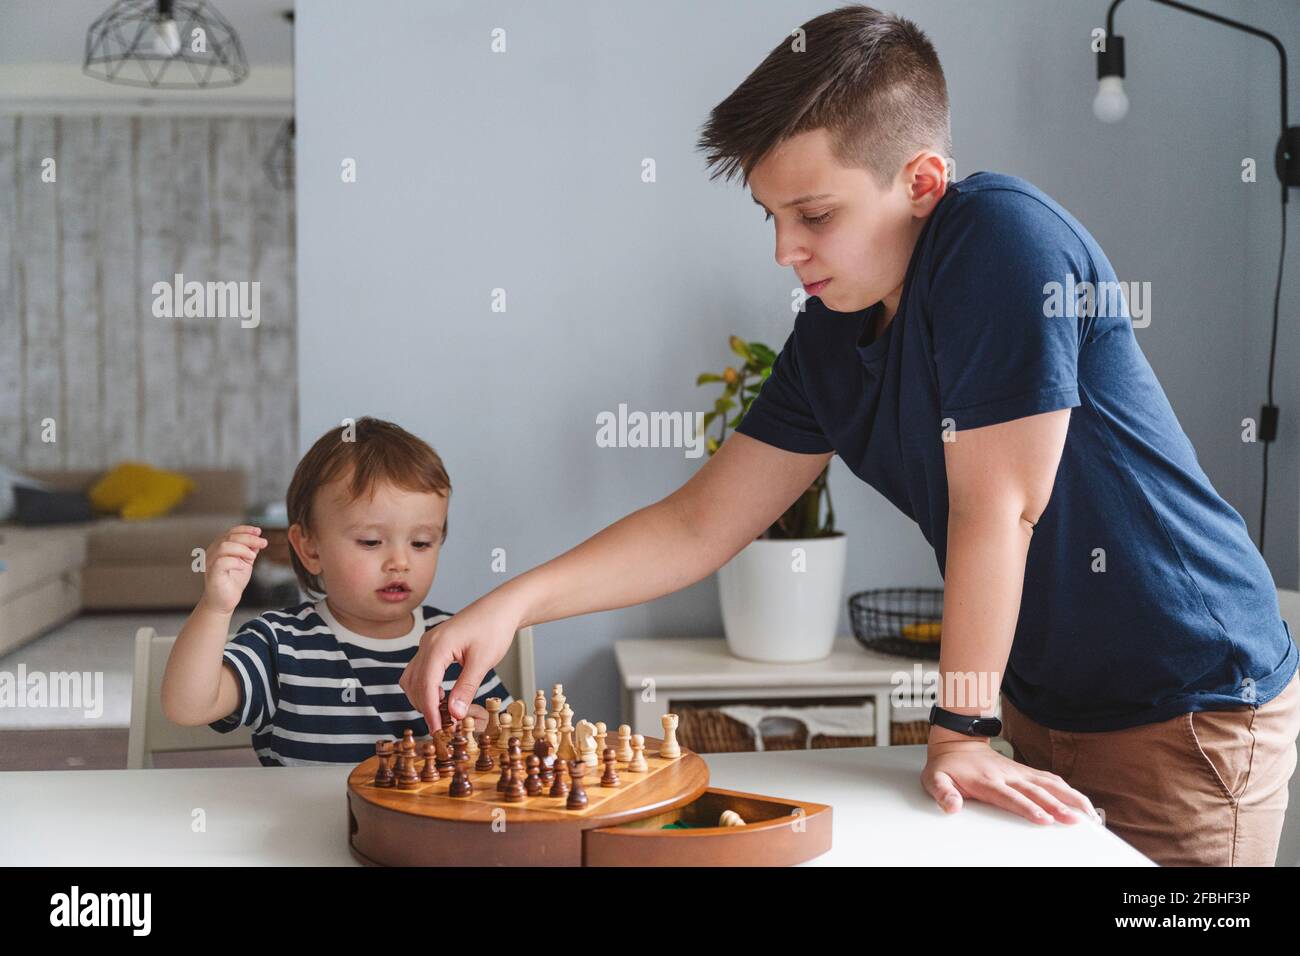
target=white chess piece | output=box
[659,713,681,759]
[627,734,649,772]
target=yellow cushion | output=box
[88,462,156,513]
[121,470,195,520]
[90,462,195,520]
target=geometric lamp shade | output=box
[84,0,249,89]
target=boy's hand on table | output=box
[922,738,1101,825]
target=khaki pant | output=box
[999,669,1300,866]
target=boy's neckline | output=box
[315,598,425,650]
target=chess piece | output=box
[579,729,598,769]
[600,747,620,788]
[435,730,456,778]
[627,734,648,772]
[464,716,479,756]
[449,733,473,797]
[551,684,565,720]
[659,714,681,759]
[420,741,440,782]
[397,734,421,788]
[558,708,577,762]
[497,746,512,792]
[374,739,395,787]
[537,741,555,787]
[595,722,608,760]
[525,755,543,795]
[616,725,633,762]
[565,759,589,810]
[496,713,513,757]
[534,691,548,741]
[521,714,535,751]
[549,758,570,798]
[545,716,559,752]
[506,699,526,738]
[719,810,746,827]
[475,732,495,771]
[484,697,502,742]
[504,739,526,802]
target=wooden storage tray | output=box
[347,734,832,866]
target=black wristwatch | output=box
[929,704,1002,738]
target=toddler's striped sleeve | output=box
[207,616,280,734]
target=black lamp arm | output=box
[1105,0,1288,141]
[1104,0,1298,195]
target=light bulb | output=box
[151,17,182,57]
[1093,76,1129,123]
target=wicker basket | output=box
[672,696,931,753]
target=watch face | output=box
[972,717,1002,736]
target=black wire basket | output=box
[848,588,944,660]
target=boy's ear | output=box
[903,150,948,214]
[287,523,323,574]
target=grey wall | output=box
[0,115,297,509]
[296,0,1300,723]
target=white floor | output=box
[0,607,274,730]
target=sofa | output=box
[0,468,246,657]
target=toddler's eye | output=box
[412,541,434,550]
[357,539,380,547]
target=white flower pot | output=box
[716,533,847,663]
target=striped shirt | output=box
[207,599,514,766]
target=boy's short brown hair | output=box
[695,4,951,190]
[285,417,451,596]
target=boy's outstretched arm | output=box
[923,407,1099,825]
[401,432,834,728]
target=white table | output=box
[616,637,944,745]
[0,745,1152,866]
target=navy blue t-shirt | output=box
[736,170,1297,732]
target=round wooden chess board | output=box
[347,734,710,866]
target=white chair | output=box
[128,624,538,769]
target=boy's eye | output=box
[763,210,833,225]
[412,542,433,550]
[357,539,380,547]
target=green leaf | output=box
[696,372,723,386]
[702,411,718,431]
[713,397,736,414]
[748,342,777,366]
[727,413,744,428]
[728,335,753,361]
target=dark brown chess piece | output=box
[525,754,542,795]
[475,732,494,771]
[601,746,620,788]
[549,758,570,798]
[420,741,439,782]
[537,741,555,788]
[435,729,456,778]
[566,758,589,809]
[397,737,420,789]
[496,747,512,792]
[449,732,473,797]
[374,739,395,787]
[504,739,526,802]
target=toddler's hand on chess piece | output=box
[400,596,521,731]
[922,738,1100,825]
[200,525,268,616]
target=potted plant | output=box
[697,336,846,663]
